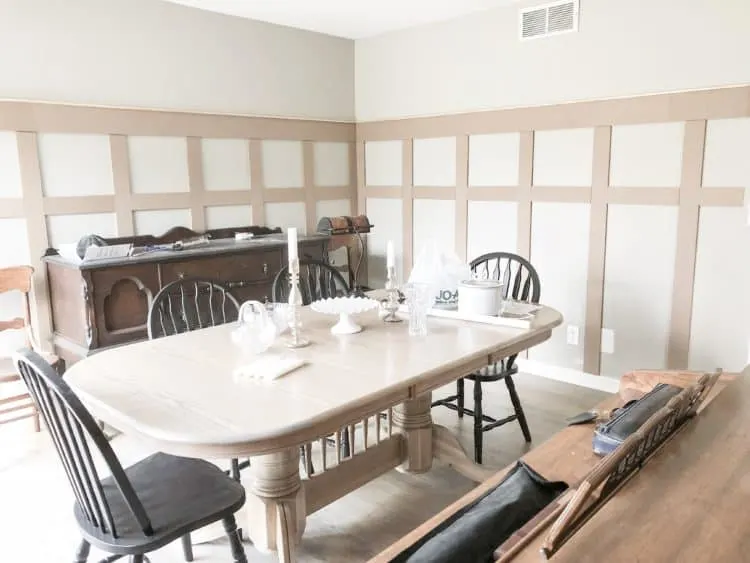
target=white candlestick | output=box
[386,240,395,269]
[287,227,298,262]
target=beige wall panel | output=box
[365,197,404,287]
[46,212,117,247]
[528,203,590,371]
[128,136,189,194]
[316,199,351,222]
[468,133,520,187]
[413,137,456,187]
[466,201,517,261]
[689,207,750,372]
[264,202,307,233]
[133,208,191,236]
[532,128,594,187]
[37,133,114,197]
[0,218,31,354]
[313,142,350,187]
[0,133,23,199]
[412,199,456,259]
[364,141,403,186]
[201,138,251,192]
[262,140,304,189]
[702,117,750,187]
[204,204,253,229]
[609,122,685,188]
[601,205,679,377]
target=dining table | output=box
[64,302,562,562]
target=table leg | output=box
[393,392,433,473]
[245,447,306,562]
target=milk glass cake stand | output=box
[310,296,380,334]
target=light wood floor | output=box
[0,374,608,562]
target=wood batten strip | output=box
[466,187,517,201]
[249,140,265,225]
[202,191,253,206]
[314,186,353,201]
[516,132,533,258]
[0,199,24,218]
[356,85,750,141]
[582,126,612,375]
[402,139,414,275]
[355,142,366,215]
[186,137,206,231]
[109,135,134,236]
[303,141,317,233]
[366,187,402,198]
[700,187,746,207]
[413,187,456,200]
[0,101,355,141]
[43,196,115,215]
[667,120,706,369]
[530,187,591,202]
[129,193,192,210]
[455,136,469,261]
[16,132,53,352]
[263,188,307,204]
[606,187,680,205]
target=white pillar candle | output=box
[386,240,395,269]
[287,227,298,262]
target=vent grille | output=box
[520,0,579,40]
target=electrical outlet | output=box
[566,325,579,346]
[601,328,615,354]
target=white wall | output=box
[0,0,354,120]
[355,0,750,120]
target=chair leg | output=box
[341,428,351,458]
[223,515,248,563]
[230,458,241,482]
[73,539,90,563]
[457,378,465,418]
[505,376,532,443]
[181,533,194,562]
[130,556,144,563]
[473,379,484,464]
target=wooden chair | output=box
[432,252,541,463]
[271,259,350,304]
[13,349,247,563]
[0,265,62,431]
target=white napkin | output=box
[233,354,306,382]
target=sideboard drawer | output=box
[159,250,283,286]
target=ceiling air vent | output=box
[520,0,579,41]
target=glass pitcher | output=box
[231,300,277,356]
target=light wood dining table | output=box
[65,304,562,562]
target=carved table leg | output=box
[393,393,433,473]
[245,448,305,562]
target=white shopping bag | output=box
[408,241,471,307]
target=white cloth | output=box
[233,354,306,382]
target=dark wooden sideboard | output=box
[44,229,329,365]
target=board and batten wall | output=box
[0,102,356,355]
[358,86,750,377]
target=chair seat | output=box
[75,452,245,555]
[1,353,60,380]
[466,361,518,382]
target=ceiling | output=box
[160,0,520,39]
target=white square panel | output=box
[316,199,351,221]
[365,141,402,186]
[528,203,590,370]
[46,213,117,248]
[702,118,750,187]
[533,128,594,187]
[0,132,23,198]
[413,137,456,187]
[610,123,684,188]
[133,209,192,236]
[201,139,251,192]
[314,142,350,187]
[262,140,304,189]
[366,198,403,287]
[468,133,520,187]
[413,199,456,259]
[264,202,307,233]
[128,136,189,194]
[38,134,114,197]
[204,205,252,229]
[467,201,518,260]
[0,218,30,266]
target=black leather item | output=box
[390,461,567,563]
[593,383,683,456]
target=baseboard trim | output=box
[517,359,620,393]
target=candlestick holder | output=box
[286,257,310,348]
[381,265,403,323]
